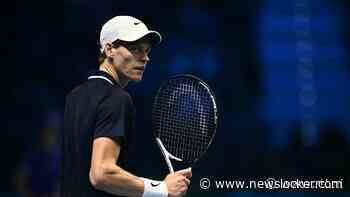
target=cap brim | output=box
[143,31,162,44]
[119,30,162,44]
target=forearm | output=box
[90,163,144,197]
[89,138,167,196]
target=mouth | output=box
[134,66,145,71]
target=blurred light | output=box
[168,53,192,74]
[257,0,349,147]
[195,49,220,80]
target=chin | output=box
[131,75,143,82]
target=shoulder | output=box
[111,86,133,103]
[65,80,133,109]
[65,80,114,100]
[100,86,134,110]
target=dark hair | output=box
[98,52,107,65]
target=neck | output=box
[99,62,128,88]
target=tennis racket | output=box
[152,74,218,173]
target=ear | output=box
[104,43,114,58]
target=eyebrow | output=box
[139,42,152,51]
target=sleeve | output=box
[94,92,130,139]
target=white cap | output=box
[99,16,162,52]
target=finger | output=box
[182,177,191,186]
[182,185,189,195]
[175,167,192,177]
[186,167,192,178]
[179,184,188,193]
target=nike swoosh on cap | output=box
[134,22,142,25]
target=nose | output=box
[140,52,150,63]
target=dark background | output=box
[8,0,350,196]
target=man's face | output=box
[110,38,152,82]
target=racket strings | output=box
[153,78,216,161]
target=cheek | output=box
[114,55,135,72]
[114,50,133,64]
[122,53,133,63]
[122,62,137,75]
[117,48,133,61]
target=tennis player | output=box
[61,16,192,197]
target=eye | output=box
[127,45,140,53]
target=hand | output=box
[164,168,192,197]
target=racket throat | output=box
[155,137,182,173]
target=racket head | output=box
[152,74,218,164]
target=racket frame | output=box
[153,74,218,173]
